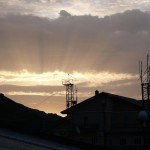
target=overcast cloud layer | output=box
[0,9,149,73]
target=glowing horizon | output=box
[0,69,138,87]
[1,69,139,115]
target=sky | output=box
[0,0,150,115]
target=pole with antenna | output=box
[140,54,150,101]
[62,74,77,109]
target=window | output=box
[83,116,88,127]
[120,137,126,145]
[109,138,112,145]
[92,135,98,144]
[134,137,141,145]
[144,137,150,145]
[124,113,128,127]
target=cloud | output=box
[59,10,71,17]
[0,69,138,101]
[0,70,137,86]
[0,0,150,18]
[6,91,65,97]
[0,10,150,74]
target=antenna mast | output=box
[62,74,77,108]
[140,54,150,101]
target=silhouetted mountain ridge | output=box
[0,93,62,132]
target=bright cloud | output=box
[6,90,92,98]
[0,70,138,87]
[73,71,138,87]
[7,91,65,96]
[0,0,150,18]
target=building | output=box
[60,91,150,149]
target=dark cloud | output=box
[0,10,149,73]
[59,10,71,17]
[76,77,141,99]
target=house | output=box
[60,91,150,149]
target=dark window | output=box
[124,114,128,127]
[144,137,150,145]
[92,136,98,144]
[120,137,126,145]
[83,116,88,127]
[109,138,112,145]
[134,137,141,145]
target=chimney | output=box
[95,90,99,96]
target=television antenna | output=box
[62,74,77,109]
[139,54,150,101]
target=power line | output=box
[33,86,63,109]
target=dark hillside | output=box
[0,93,62,133]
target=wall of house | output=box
[107,133,150,150]
[67,94,108,131]
[64,94,150,148]
[111,98,141,129]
